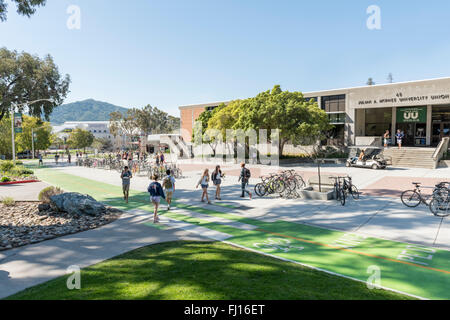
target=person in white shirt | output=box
[196,169,211,204]
[162,169,176,210]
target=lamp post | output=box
[11,99,54,163]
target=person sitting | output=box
[358,150,365,161]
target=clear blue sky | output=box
[2,0,450,116]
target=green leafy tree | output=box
[367,78,375,85]
[0,0,46,22]
[67,128,94,153]
[0,47,70,121]
[222,85,331,155]
[15,115,52,153]
[0,115,12,158]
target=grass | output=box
[1,196,15,206]
[6,241,413,300]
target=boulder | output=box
[49,192,106,216]
[38,203,51,212]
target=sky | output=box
[2,0,450,117]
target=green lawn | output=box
[7,241,413,300]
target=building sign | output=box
[14,113,23,133]
[396,107,427,123]
[350,79,450,109]
[357,93,450,107]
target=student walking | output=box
[162,169,176,210]
[38,153,43,166]
[211,165,224,200]
[120,166,133,203]
[160,152,165,164]
[238,163,252,199]
[196,169,211,204]
[148,174,166,223]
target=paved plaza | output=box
[1,160,449,299]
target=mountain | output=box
[49,99,128,124]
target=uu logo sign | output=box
[403,111,419,121]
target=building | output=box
[179,77,450,148]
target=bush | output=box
[20,168,34,175]
[38,186,63,203]
[0,160,15,172]
[2,197,15,207]
[1,176,11,182]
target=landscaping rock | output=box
[38,203,51,212]
[50,192,106,216]
[0,201,122,251]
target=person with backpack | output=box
[238,163,252,199]
[120,166,133,203]
[162,169,176,210]
[148,174,166,223]
[196,169,211,204]
[211,165,224,200]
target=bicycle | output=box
[330,176,346,206]
[342,176,359,200]
[401,182,443,208]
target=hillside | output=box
[49,99,128,124]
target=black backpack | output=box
[244,168,251,179]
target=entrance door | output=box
[396,123,415,146]
[432,122,450,146]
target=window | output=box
[206,106,218,112]
[328,113,345,124]
[365,108,392,136]
[304,97,318,103]
[321,95,346,112]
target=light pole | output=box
[11,99,54,163]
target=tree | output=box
[67,128,94,153]
[193,107,223,157]
[92,138,113,152]
[367,78,375,85]
[387,73,394,83]
[232,85,331,155]
[0,0,46,22]
[15,115,52,153]
[109,109,138,149]
[0,47,71,121]
[0,115,12,158]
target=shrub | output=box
[2,197,15,207]
[20,168,34,175]
[1,176,11,182]
[38,186,63,203]
[0,160,15,172]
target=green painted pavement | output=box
[34,168,450,299]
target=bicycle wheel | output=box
[339,189,346,206]
[350,185,359,200]
[429,198,450,217]
[254,183,266,197]
[401,190,421,208]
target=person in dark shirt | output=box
[148,174,166,223]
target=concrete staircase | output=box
[382,147,437,169]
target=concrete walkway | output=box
[0,182,50,201]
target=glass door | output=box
[396,123,415,146]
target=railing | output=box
[432,137,450,169]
